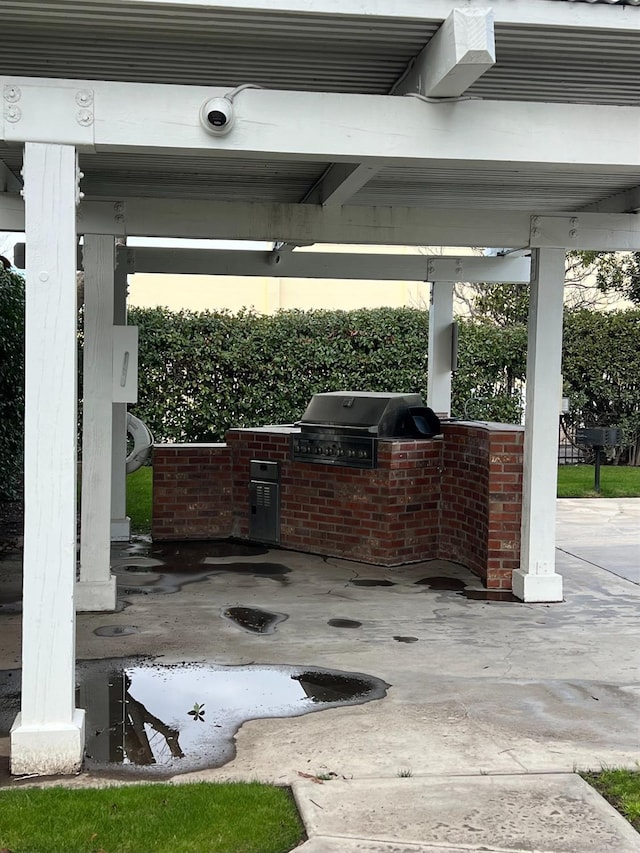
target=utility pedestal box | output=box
[249,460,280,545]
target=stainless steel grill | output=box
[291,391,441,468]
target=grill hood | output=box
[297,391,439,438]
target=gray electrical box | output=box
[249,460,280,544]
[576,427,623,446]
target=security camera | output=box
[199,97,235,136]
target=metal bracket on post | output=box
[3,83,95,148]
[530,215,580,249]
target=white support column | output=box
[513,248,565,603]
[111,254,130,542]
[11,142,85,775]
[426,281,454,417]
[77,236,117,610]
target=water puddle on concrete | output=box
[393,636,419,643]
[327,618,362,629]
[414,576,466,591]
[115,562,292,597]
[459,589,520,602]
[221,606,288,634]
[350,579,395,588]
[94,625,140,637]
[0,659,389,776]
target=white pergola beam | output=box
[303,163,381,206]
[77,235,118,612]
[3,78,640,174]
[11,142,84,775]
[427,282,455,417]
[125,247,531,282]
[513,248,566,603]
[2,196,639,251]
[111,255,131,542]
[394,9,495,98]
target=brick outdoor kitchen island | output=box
[152,421,524,590]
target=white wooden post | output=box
[76,235,117,611]
[513,248,565,603]
[111,254,131,542]
[426,281,454,417]
[10,143,85,775]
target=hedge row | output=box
[129,306,531,443]
[1,293,638,498]
[128,305,639,452]
[0,269,24,500]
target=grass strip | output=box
[557,465,640,498]
[582,768,640,833]
[0,781,304,853]
[126,465,153,533]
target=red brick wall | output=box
[151,422,524,588]
[438,424,524,588]
[439,424,490,580]
[152,444,232,540]
[486,428,525,589]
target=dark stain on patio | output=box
[350,579,395,588]
[94,625,140,637]
[393,636,419,643]
[0,658,390,777]
[222,606,288,634]
[328,618,362,629]
[414,576,466,591]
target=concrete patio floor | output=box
[0,498,638,852]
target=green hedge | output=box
[128,306,532,443]
[562,309,640,461]
[0,269,24,500]
[129,306,433,442]
[1,298,638,494]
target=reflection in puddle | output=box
[414,576,466,591]
[327,619,362,629]
[222,606,288,634]
[460,589,520,602]
[350,579,395,588]
[0,659,389,776]
[115,562,291,597]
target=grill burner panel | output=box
[292,391,440,469]
[292,432,376,468]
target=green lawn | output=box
[557,465,640,498]
[0,782,304,853]
[582,768,640,834]
[126,465,153,533]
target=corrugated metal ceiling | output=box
[0,2,638,103]
[352,166,639,211]
[2,145,636,213]
[1,3,638,214]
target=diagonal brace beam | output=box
[0,158,22,192]
[302,162,380,206]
